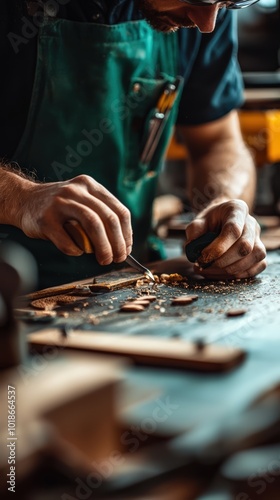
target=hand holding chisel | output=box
[64,220,155,282]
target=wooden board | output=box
[28,329,246,373]
[19,278,93,301]
[90,270,144,291]
[19,270,144,302]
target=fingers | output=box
[195,242,267,280]
[58,207,123,265]
[193,263,236,280]
[80,205,130,265]
[185,218,208,243]
[219,240,266,277]
[197,201,248,266]
[185,218,207,252]
[204,219,266,279]
[58,201,131,265]
[187,200,267,280]
[71,182,132,264]
[23,175,133,265]
[233,258,267,279]
[75,175,133,254]
[208,214,257,270]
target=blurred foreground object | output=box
[0,242,37,369]
[0,244,126,499]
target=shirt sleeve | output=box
[176,10,244,126]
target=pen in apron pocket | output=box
[140,76,183,165]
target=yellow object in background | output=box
[166,131,187,160]
[238,110,280,166]
[166,110,280,167]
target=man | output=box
[0,0,266,289]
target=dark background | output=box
[237,0,280,73]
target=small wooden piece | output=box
[89,271,144,292]
[172,296,194,305]
[131,300,151,307]
[136,295,157,302]
[120,304,145,312]
[226,309,247,317]
[28,329,246,373]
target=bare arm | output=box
[0,165,132,266]
[178,111,266,279]
[180,111,256,211]
[0,165,33,227]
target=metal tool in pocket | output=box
[140,76,184,165]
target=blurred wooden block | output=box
[0,354,125,463]
[28,329,246,373]
[261,226,280,251]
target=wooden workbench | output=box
[19,250,280,499]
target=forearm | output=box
[179,111,257,214]
[181,113,266,280]
[187,138,256,213]
[0,166,132,265]
[0,164,35,227]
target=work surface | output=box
[22,251,280,498]
[23,252,279,338]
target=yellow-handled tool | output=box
[64,220,155,282]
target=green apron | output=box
[5,15,182,288]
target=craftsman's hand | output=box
[18,175,132,265]
[185,200,267,279]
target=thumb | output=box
[185,218,208,243]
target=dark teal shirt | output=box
[0,1,244,288]
[0,0,243,159]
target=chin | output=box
[136,3,195,34]
[146,19,180,33]
[146,17,197,34]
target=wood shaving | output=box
[137,295,157,302]
[172,295,197,305]
[131,300,150,307]
[120,304,145,312]
[31,294,84,310]
[87,314,100,325]
[57,312,69,318]
[226,309,247,317]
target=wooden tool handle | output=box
[64,220,94,253]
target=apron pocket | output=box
[123,73,181,185]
